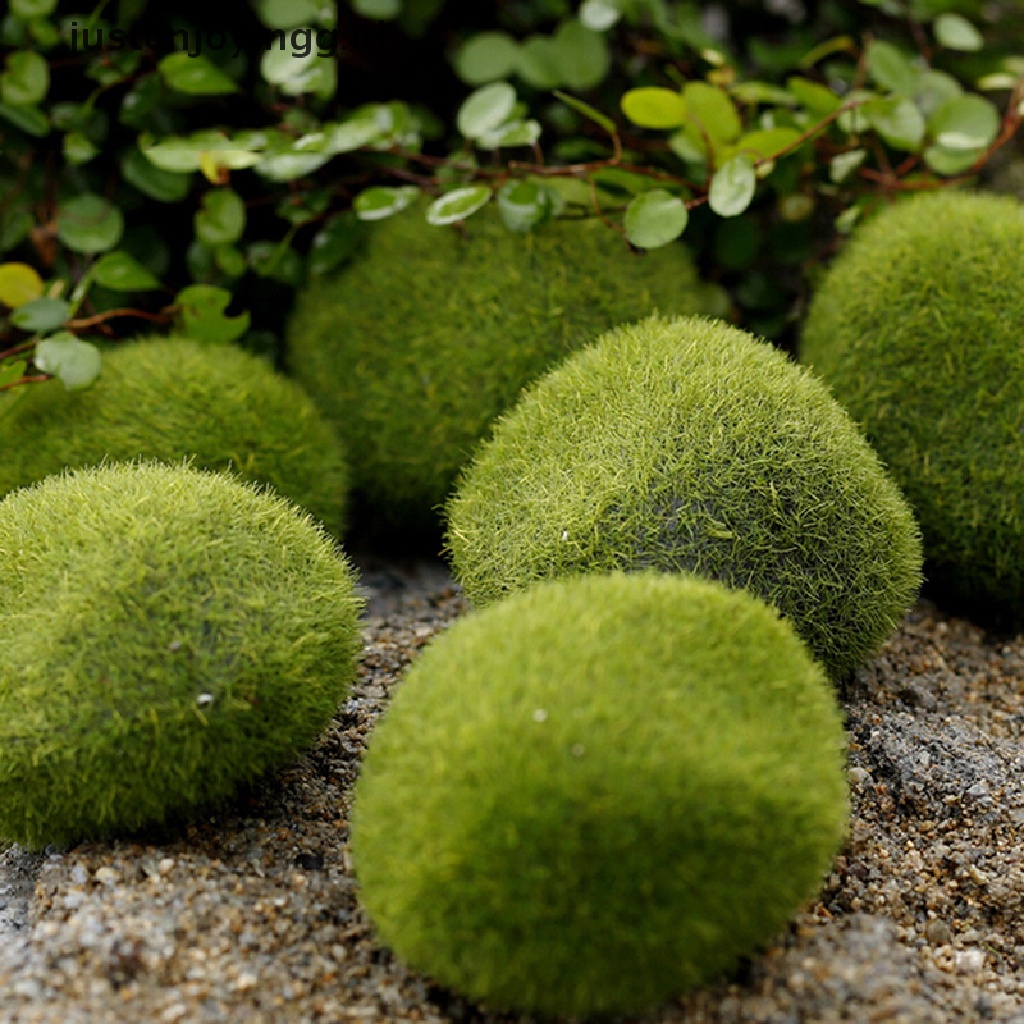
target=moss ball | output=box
[0,336,349,535]
[286,202,709,534]
[350,571,849,1017]
[446,314,922,681]
[0,462,363,849]
[800,191,1024,627]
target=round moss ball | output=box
[446,314,923,681]
[350,571,849,1017]
[0,461,363,849]
[800,190,1024,627]
[286,202,709,533]
[0,336,349,535]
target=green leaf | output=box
[352,0,401,17]
[1,51,48,107]
[214,245,247,280]
[865,40,921,96]
[0,262,44,307]
[309,212,363,275]
[0,102,49,136]
[730,81,799,106]
[254,132,333,181]
[457,82,517,139]
[476,119,542,149]
[787,76,842,116]
[261,48,336,97]
[914,69,962,118]
[425,186,491,225]
[553,89,616,135]
[579,0,620,31]
[934,12,982,51]
[195,189,246,246]
[682,82,742,148]
[176,285,250,343]
[353,185,420,221]
[121,149,192,203]
[325,114,386,153]
[550,18,609,90]
[928,94,999,150]
[91,251,162,291]
[837,91,875,133]
[34,333,101,389]
[496,180,554,232]
[621,86,687,129]
[623,190,688,248]
[63,131,98,164]
[247,242,303,286]
[726,127,803,162]
[11,297,71,331]
[55,196,124,254]
[12,0,58,17]
[864,96,925,150]
[708,156,756,217]
[516,37,562,90]
[158,53,238,96]
[829,148,867,182]
[0,360,28,389]
[139,131,263,176]
[455,32,520,85]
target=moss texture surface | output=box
[0,337,349,536]
[800,190,1024,627]
[0,462,363,849]
[351,571,849,1017]
[286,203,709,533]
[447,314,922,681]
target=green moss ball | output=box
[800,191,1024,627]
[446,314,922,681]
[0,462,363,849]
[351,571,849,1017]
[286,203,709,533]
[0,337,349,535]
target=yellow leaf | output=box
[0,262,44,308]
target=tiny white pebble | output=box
[954,949,985,973]
[94,867,118,884]
[158,857,175,875]
[533,709,548,723]
[234,971,259,991]
[561,530,568,541]
[196,693,214,707]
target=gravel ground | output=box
[3,556,1024,1023]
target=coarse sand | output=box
[2,556,1024,1023]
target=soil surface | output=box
[3,556,1024,1023]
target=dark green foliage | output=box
[800,190,1024,627]
[0,462,363,849]
[286,202,709,533]
[0,336,349,535]
[446,314,922,680]
[351,571,849,1017]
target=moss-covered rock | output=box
[800,191,1024,627]
[0,337,348,535]
[0,462,363,849]
[351,571,849,1017]
[446,314,922,681]
[286,202,709,535]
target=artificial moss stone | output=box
[351,571,849,1017]
[286,202,709,534]
[800,190,1024,627]
[0,336,349,535]
[0,462,363,849]
[446,314,922,681]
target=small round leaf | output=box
[91,252,162,292]
[708,156,757,217]
[176,285,250,343]
[934,13,983,52]
[454,32,520,85]
[353,186,420,221]
[33,334,102,389]
[621,87,688,129]
[425,186,492,225]
[158,54,238,96]
[55,196,124,254]
[11,297,71,332]
[457,82,517,139]
[0,262,44,308]
[195,188,247,246]
[1,51,49,107]
[624,190,688,248]
[579,0,620,31]
[496,180,552,232]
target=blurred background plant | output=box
[0,0,1021,392]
